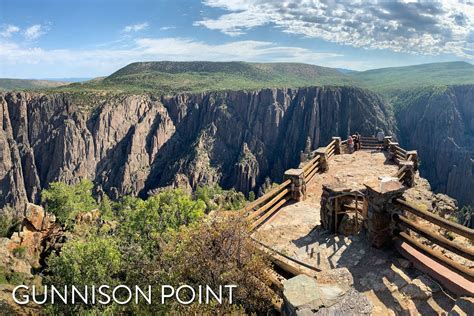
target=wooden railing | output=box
[386,140,419,186]
[303,139,336,183]
[302,153,321,183]
[244,138,338,231]
[359,136,380,150]
[340,139,349,154]
[326,139,337,159]
[388,141,408,163]
[242,180,291,231]
[393,198,474,281]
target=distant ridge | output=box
[349,61,474,96]
[0,78,69,91]
[91,61,354,94]
[3,61,473,96]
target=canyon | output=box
[1,87,394,212]
[1,74,473,212]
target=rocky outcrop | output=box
[0,87,395,212]
[282,273,372,315]
[1,204,63,272]
[397,85,474,206]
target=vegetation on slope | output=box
[349,61,474,98]
[0,78,68,91]
[52,61,355,94]
[16,180,273,314]
[4,61,473,99]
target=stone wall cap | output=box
[364,177,405,194]
[322,184,353,193]
[284,168,304,176]
[315,147,327,155]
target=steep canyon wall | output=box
[0,87,395,211]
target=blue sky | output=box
[0,0,473,78]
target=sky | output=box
[0,0,473,79]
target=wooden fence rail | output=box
[393,198,474,282]
[244,138,340,230]
[394,199,474,240]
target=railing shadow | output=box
[290,226,454,314]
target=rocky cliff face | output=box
[397,85,474,206]
[0,87,395,211]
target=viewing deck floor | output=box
[252,150,455,315]
[253,150,398,265]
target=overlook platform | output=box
[253,150,398,268]
[250,148,466,315]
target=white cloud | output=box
[195,0,474,58]
[123,22,149,32]
[159,26,176,31]
[24,24,46,40]
[0,25,20,37]
[0,37,345,77]
[134,37,341,62]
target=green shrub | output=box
[41,179,98,226]
[456,205,473,229]
[195,185,247,211]
[0,206,19,238]
[118,189,205,256]
[12,246,27,259]
[0,267,7,284]
[156,217,274,314]
[7,272,27,285]
[45,236,122,314]
[249,191,256,202]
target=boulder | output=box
[282,274,372,315]
[283,274,324,314]
[24,203,45,231]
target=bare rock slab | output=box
[282,274,372,315]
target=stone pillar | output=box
[365,178,406,248]
[398,161,415,187]
[406,150,419,171]
[284,168,306,202]
[332,137,341,155]
[315,147,328,172]
[383,136,393,151]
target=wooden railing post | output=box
[365,178,406,248]
[398,161,415,187]
[315,147,328,171]
[284,168,306,202]
[388,141,399,161]
[407,150,419,171]
[332,137,341,155]
[383,136,393,151]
